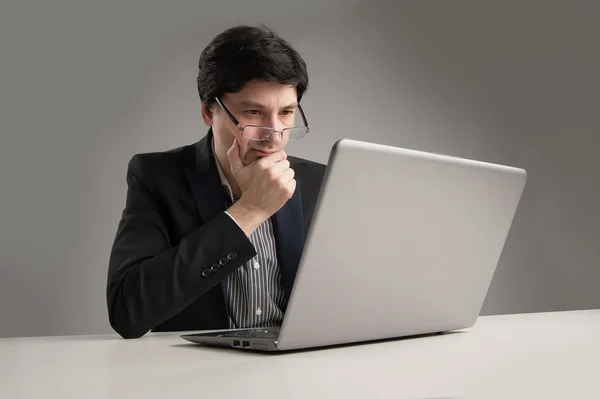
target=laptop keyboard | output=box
[220,327,280,339]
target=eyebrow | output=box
[239,100,298,110]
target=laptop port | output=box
[233,340,240,347]
[243,341,250,347]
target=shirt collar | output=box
[211,136,236,203]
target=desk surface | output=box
[1,310,599,398]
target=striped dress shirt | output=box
[213,147,286,329]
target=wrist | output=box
[227,200,269,236]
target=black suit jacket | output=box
[107,129,326,338]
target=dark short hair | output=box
[197,25,308,109]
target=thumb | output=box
[226,138,243,174]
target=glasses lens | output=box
[243,126,272,141]
[284,127,309,140]
[242,126,308,141]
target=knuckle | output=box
[287,180,296,195]
[257,160,268,171]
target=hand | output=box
[226,139,296,234]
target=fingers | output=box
[286,178,297,197]
[270,159,291,175]
[226,138,243,174]
[280,167,295,184]
[259,149,287,166]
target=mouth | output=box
[251,149,277,157]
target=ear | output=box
[200,102,214,126]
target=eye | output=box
[280,110,294,116]
[245,110,262,116]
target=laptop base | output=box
[181,327,281,352]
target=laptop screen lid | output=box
[275,139,527,351]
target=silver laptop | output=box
[181,138,527,351]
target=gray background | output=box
[1,0,598,338]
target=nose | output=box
[264,111,280,131]
[266,129,285,146]
[264,113,285,145]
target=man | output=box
[106,25,326,339]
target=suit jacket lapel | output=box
[184,130,226,223]
[273,182,305,307]
[184,169,225,225]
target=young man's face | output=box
[203,80,299,166]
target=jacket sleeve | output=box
[106,155,256,339]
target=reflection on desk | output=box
[1,310,599,398]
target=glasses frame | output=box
[214,97,310,141]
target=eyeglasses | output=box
[214,97,310,141]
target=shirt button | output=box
[256,307,262,316]
[253,261,260,270]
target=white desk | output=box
[1,310,599,398]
